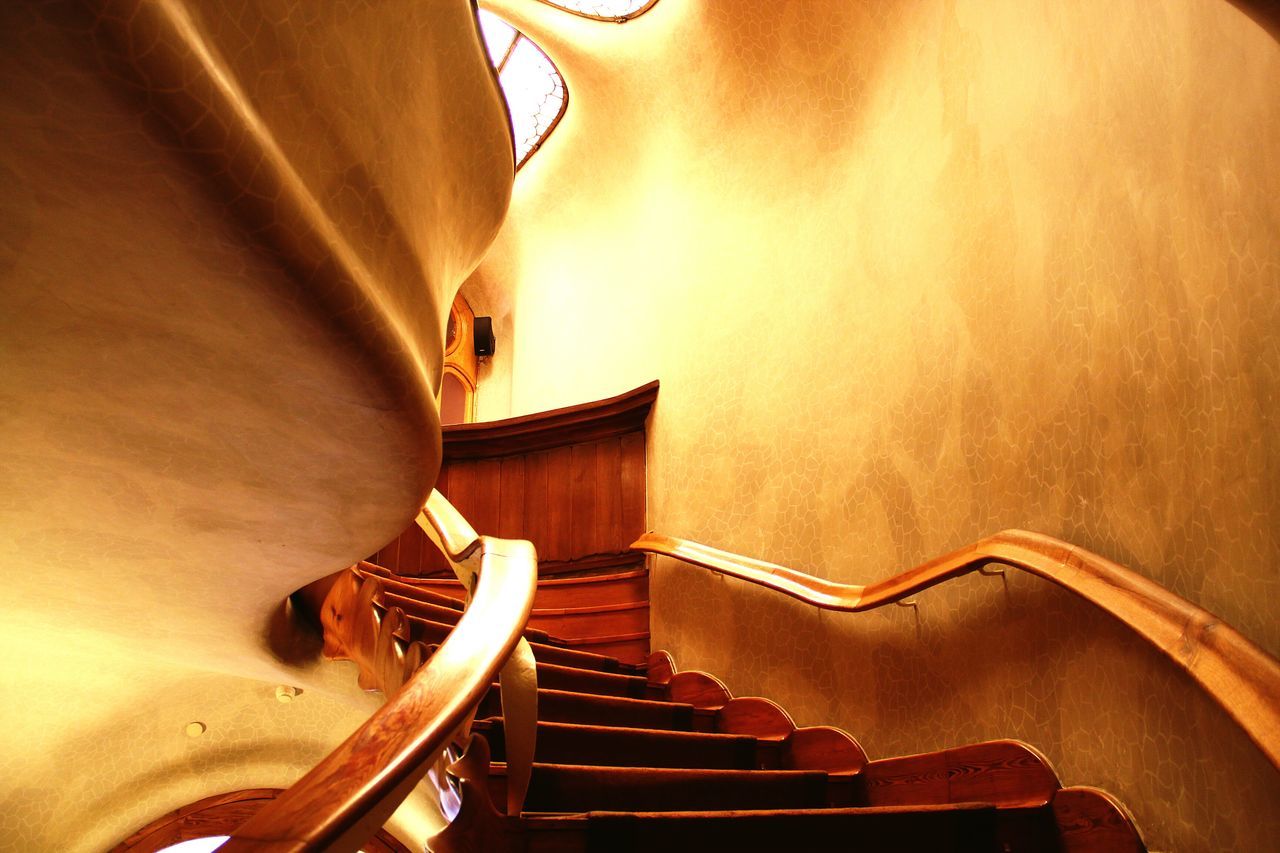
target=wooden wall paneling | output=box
[472,458,503,536]
[361,383,655,576]
[544,446,574,562]
[447,461,478,528]
[440,381,658,460]
[524,451,550,561]
[499,457,527,540]
[376,536,400,573]
[434,464,451,502]
[398,522,423,575]
[595,437,622,554]
[418,465,453,574]
[570,443,597,557]
[619,431,646,541]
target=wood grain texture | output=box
[863,740,1060,808]
[113,789,410,853]
[634,529,1280,769]
[372,385,653,577]
[544,445,575,563]
[1052,786,1147,852]
[439,380,657,460]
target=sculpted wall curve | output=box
[0,0,511,847]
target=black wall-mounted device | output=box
[474,316,495,358]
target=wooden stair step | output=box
[523,640,637,674]
[384,566,649,611]
[383,588,647,645]
[555,631,650,666]
[399,611,636,673]
[356,563,465,610]
[533,662,658,700]
[528,600,650,639]
[479,688,714,732]
[521,567,649,609]
[530,803,1000,853]
[389,599,554,645]
[473,720,766,770]
[506,764,833,813]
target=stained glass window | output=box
[477,11,568,169]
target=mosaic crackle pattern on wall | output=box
[482,0,1280,850]
[2,0,510,850]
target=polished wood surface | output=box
[863,740,1060,808]
[441,380,658,460]
[370,565,652,664]
[430,639,1143,852]
[1052,786,1147,852]
[634,529,1280,770]
[225,494,537,852]
[373,384,655,577]
[113,789,410,853]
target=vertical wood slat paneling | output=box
[472,459,502,536]
[371,432,644,573]
[398,521,423,575]
[447,461,478,531]
[570,443,597,557]
[499,457,526,540]
[419,464,452,574]
[620,431,645,542]
[377,536,400,573]
[544,446,574,562]
[524,451,549,561]
[595,438,622,555]
[366,383,656,575]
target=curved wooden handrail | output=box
[632,529,1280,770]
[421,489,482,562]
[225,495,537,852]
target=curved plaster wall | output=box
[0,0,511,848]
[477,0,1280,849]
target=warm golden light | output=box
[471,3,1280,851]
[478,10,567,167]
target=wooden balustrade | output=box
[224,493,538,852]
[633,529,1280,771]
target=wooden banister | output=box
[632,529,1280,771]
[225,494,537,851]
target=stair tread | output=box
[534,661,656,699]
[500,762,827,779]
[480,687,713,732]
[526,802,997,818]
[486,686,696,713]
[479,719,753,743]
[520,803,1000,853]
[507,763,833,813]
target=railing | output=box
[225,492,538,851]
[632,528,1280,770]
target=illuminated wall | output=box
[477,0,1280,848]
[0,632,443,852]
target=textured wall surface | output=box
[0,0,510,849]
[0,625,441,852]
[479,0,1280,849]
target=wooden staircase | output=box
[357,563,1146,852]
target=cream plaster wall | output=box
[478,0,1280,849]
[0,625,441,852]
[0,1,509,849]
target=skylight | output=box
[477,11,567,169]
[536,0,658,21]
